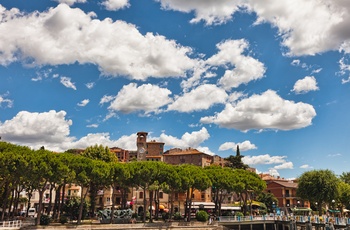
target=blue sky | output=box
[1,0,350,179]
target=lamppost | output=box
[297,200,300,208]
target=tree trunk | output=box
[60,182,66,217]
[142,187,147,223]
[47,184,54,215]
[109,185,116,224]
[149,190,153,223]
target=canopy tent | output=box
[328,209,341,213]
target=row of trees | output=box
[0,142,267,225]
[297,169,350,216]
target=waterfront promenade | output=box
[3,215,350,230]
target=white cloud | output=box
[197,146,215,156]
[60,76,77,90]
[167,84,228,112]
[101,0,130,11]
[207,39,266,90]
[157,0,350,56]
[108,83,172,114]
[200,90,316,131]
[300,164,312,169]
[291,59,300,66]
[157,0,243,25]
[85,82,95,89]
[86,124,98,128]
[54,0,87,6]
[0,110,75,151]
[274,161,293,170]
[0,92,13,108]
[0,4,195,80]
[100,95,115,105]
[77,99,89,107]
[158,127,210,149]
[268,168,280,177]
[218,140,257,151]
[69,132,137,150]
[292,76,319,94]
[242,154,288,165]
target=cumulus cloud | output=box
[101,0,130,11]
[206,39,266,90]
[243,154,288,165]
[158,127,210,149]
[108,83,173,114]
[77,99,89,107]
[60,76,77,90]
[156,0,243,25]
[197,146,215,156]
[200,90,316,131]
[0,4,195,80]
[274,161,293,170]
[0,110,75,151]
[157,0,350,56]
[292,76,319,94]
[218,140,257,151]
[0,92,13,108]
[54,0,87,6]
[167,84,228,112]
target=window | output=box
[116,197,121,204]
[139,192,144,199]
[159,192,163,199]
[201,194,205,200]
[175,193,178,201]
[191,194,195,199]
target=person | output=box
[208,215,212,225]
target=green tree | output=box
[297,169,339,216]
[256,192,278,213]
[81,145,117,216]
[205,165,239,216]
[337,181,350,214]
[177,164,211,222]
[224,145,249,170]
[233,169,266,215]
[340,172,350,184]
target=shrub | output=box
[235,211,244,217]
[59,215,68,224]
[162,212,170,221]
[173,212,182,220]
[40,214,51,225]
[196,210,209,222]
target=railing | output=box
[0,220,22,229]
[218,215,350,226]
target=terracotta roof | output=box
[270,180,298,188]
[164,148,206,156]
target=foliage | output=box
[40,214,51,225]
[297,169,339,216]
[59,215,68,224]
[173,212,182,220]
[162,212,170,221]
[340,172,350,184]
[256,192,278,213]
[63,197,89,221]
[224,145,249,170]
[235,211,244,217]
[195,210,209,222]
